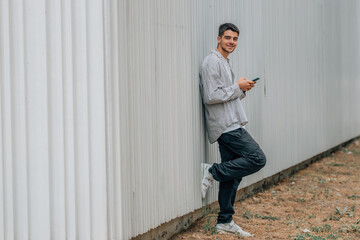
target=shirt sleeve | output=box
[200,65,243,105]
[240,90,246,100]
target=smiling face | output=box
[217,30,239,58]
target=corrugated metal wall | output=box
[1,0,360,239]
[0,0,108,239]
[105,1,197,238]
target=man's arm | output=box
[200,65,254,104]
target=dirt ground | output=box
[171,139,360,240]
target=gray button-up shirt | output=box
[200,49,248,143]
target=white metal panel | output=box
[104,0,360,238]
[0,0,14,239]
[86,0,108,238]
[61,0,77,239]
[46,0,66,239]
[125,0,193,236]
[105,0,196,238]
[24,0,51,237]
[103,0,127,239]
[1,0,360,240]
[8,0,30,239]
[0,0,108,239]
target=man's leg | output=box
[215,135,241,223]
[230,178,242,207]
[210,128,266,183]
[217,178,242,223]
[209,128,266,223]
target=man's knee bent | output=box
[258,149,267,165]
[259,154,266,168]
[254,150,266,169]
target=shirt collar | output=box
[211,49,231,63]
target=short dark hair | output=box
[218,23,240,37]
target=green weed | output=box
[242,210,253,219]
[203,214,218,235]
[311,224,331,233]
[350,224,360,232]
[202,209,219,235]
[326,162,345,167]
[294,233,339,240]
[348,195,360,200]
[241,210,279,221]
[319,178,327,184]
[324,189,329,199]
[329,215,341,221]
[256,215,280,221]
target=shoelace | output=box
[206,177,213,186]
[202,177,213,188]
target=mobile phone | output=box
[252,78,260,82]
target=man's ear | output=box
[217,36,221,44]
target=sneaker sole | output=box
[217,229,228,234]
[201,163,206,198]
[217,228,253,237]
[217,228,236,234]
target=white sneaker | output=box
[216,220,253,237]
[201,163,214,198]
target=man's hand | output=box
[237,77,255,91]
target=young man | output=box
[199,23,266,237]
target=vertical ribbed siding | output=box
[46,1,66,239]
[61,0,77,238]
[260,0,360,177]
[24,2,51,238]
[1,0,360,240]
[0,0,107,239]
[105,0,195,238]
[0,0,13,239]
[102,0,360,239]
[104,0,127,238]
[105,0,196,238]
[9,0,29,239]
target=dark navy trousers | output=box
[209,128,266,224]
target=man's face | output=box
[217,30,238,54]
